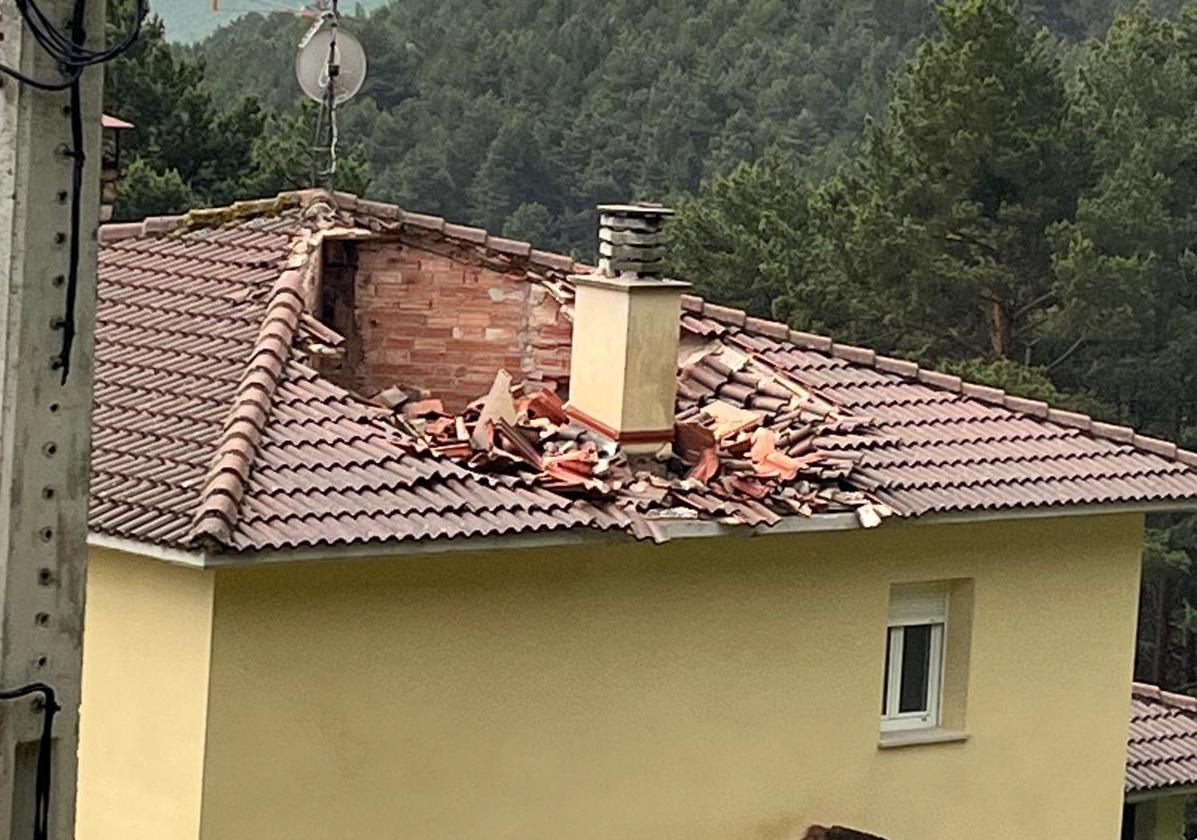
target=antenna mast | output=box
[312,0,339,187]
[295,1,366,189]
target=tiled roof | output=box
[1127,683,1197,795]
[101,114,134,130]
[91,191,1197,554]
[672,302,1197,517]
[93,198,615,551]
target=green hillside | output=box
[185,0,1197,255]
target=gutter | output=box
[86,500,1196,570]
[88,532,211,569]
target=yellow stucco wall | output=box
[76,548,215,840]
[189,513,1143,840]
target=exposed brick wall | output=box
[340,238,572,411]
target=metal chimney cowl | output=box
[566,203,690,455]
[596,203,673,279]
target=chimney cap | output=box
[596,202,675,218]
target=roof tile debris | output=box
[1127,682,1197,795]
[394,360,885,540]
[90,190,1197,554]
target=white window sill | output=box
[878,727,970,750]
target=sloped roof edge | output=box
[186,233,318,546]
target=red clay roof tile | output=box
[1128,683,1197,794]
[90,190,1197,555]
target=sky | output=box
[156,0,388,42]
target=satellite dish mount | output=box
[295,0,367,187]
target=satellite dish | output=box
[295,26,367,106]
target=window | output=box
[882,586,947,732]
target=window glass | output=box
[882,631,892,713]
[898,624,932,713]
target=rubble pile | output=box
[375,342,890,539]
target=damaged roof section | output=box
[390,355,887,542]
[92,198,624,552]
[89,190,1197,556]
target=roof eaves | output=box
[88,531,210,568]
[916,500,1197,527]
[1126,783,1197,804]
[179,511,866,568]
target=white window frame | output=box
[882,587,947,733]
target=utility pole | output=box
[0,0,103,835]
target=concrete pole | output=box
[0,0,103,835]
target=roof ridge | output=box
[682,296,1197,472]
[328,191,586,275]
[1132,681,1197,712]
[97,192,317,243]
[98,188,588,276]
[185,229,321,548]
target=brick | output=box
[350,240,550,409]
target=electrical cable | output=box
[0,0,147,381]
[58,0,88,384]
[0,4,137,837]
[0,683,60,840]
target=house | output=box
[99,114,133,222]
[1124,683,1197,839]
[76,190,1197,840]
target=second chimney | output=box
[566,203,689,455]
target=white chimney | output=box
[566,203,689,454]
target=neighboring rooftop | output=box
[91,190,1197,556]
[101,114,134,130]
[1127,683,1197,796]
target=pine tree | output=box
[831,0,1084,362]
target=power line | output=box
[0,685,58,840]
[0,0,146,381]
